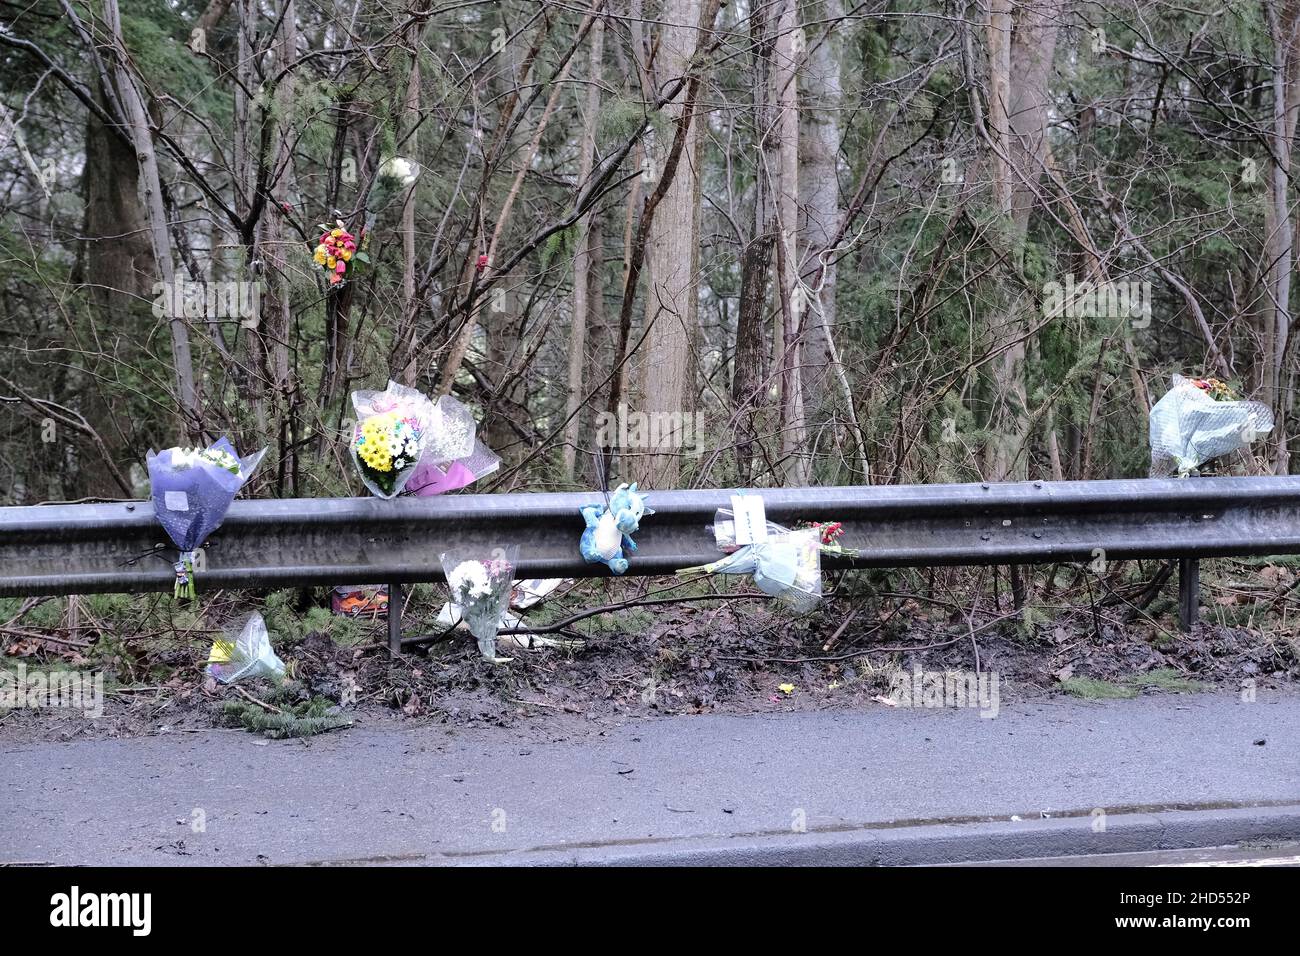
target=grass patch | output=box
[1126,667,1208,693]
[1059,677,1140,700]
[1060,668,1208,699]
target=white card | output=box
[164,491,189,512]
[731,494,769,545]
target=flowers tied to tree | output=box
[313,220,365,286]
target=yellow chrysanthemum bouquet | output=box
[349,381,437,498]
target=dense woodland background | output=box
[2,0,1297,506]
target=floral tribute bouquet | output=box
[350,381,499,499]
[313,220,366,287]
[147,437,266,599]
[440,546,519,661]
[366,157,420,224]
[678,528,823,613]
[312,157,417,286]
[1148,374,1273,477]
[349,381,439,498]
[206,612,286,685]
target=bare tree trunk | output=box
[774,0,808,483]
[982,0,1062,608]
[798,0,843,422]
[1266,0,1300,472]
[104,0,197,432]
[81,81,155,322]
[986,0,1013,218]
[565,11,605,481]
[983,0,1061,483]
[397,18,421,386]
[732,0,775,484]
[637,0,706,487]
[251,0,297,437]
[983,0,1017,482]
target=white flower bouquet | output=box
[1149,374,1273,477]
[440,546,519,661]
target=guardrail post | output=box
[1178,558,1199,631]
[388,581,404,655]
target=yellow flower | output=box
[331,228,343,238]
[327,256,337,268]
[778,683,795,696]
[313,248,327,265]
[341,250,352,261]
[357,415,396,472]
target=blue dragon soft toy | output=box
[580,482,653,575]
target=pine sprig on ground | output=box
[222,695,353,739]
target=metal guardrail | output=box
[3,477,1300,651]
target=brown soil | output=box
[3,573,1295,745]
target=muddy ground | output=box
[3,564,1296,745]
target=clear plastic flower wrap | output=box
[678,528,823,613]
[422,393,478,464]
[407,438,500,497]
[349,380,438,498]
[440,545,519,661]
[1148,374,1273,477]
[147,437,266,599]
[206,612,286,684]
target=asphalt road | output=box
[3,691,1298,865]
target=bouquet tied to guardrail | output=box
[1148,374,1274,477]
[351,382,495,499]
[711,509,860,560]
[147,437,266,599]
[349,381,438,498]
[440,546,519,661]
[678,527,823,612]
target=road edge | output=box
[452,804,1300,867]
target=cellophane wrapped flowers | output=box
[147,437,266,599]
[679,528,823,613]
[407,438,501,497]
[367,157,420,219]
[440,546,519,661]
[349,381,437,498]
[1149,374,1273,477]
[206,612,286,684]
[400,393,492,496]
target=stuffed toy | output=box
[580,482,653,575]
